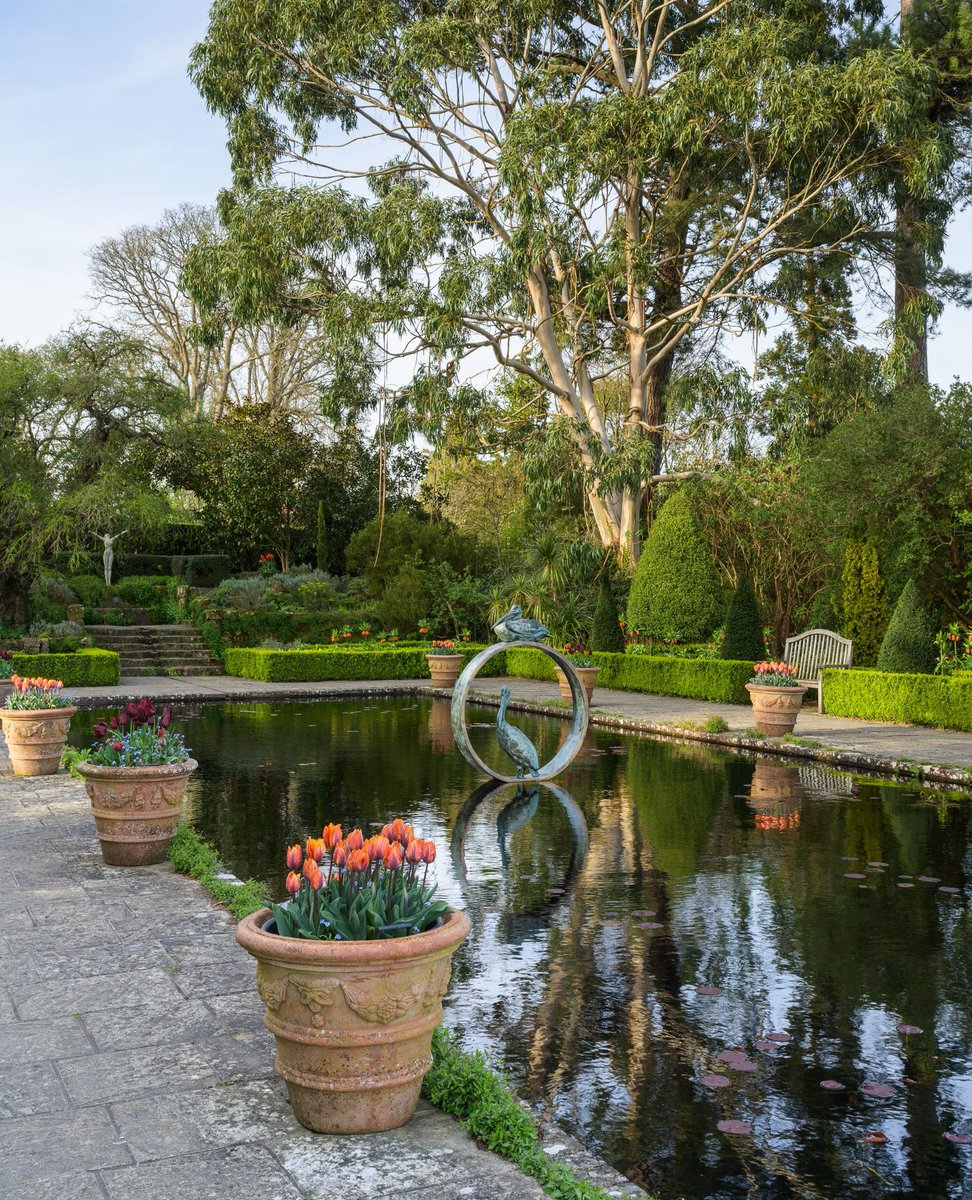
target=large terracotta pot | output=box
[75,759,198,866]
[0,706,77,776]
[745,684,807,737]
[554,665,599,704]
[236,908,471,1134]
[426,653,464,690]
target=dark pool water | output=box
[71,698,972,1199]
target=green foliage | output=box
[346,511,477,588]
[841,541,888,667]
[506,648,753,704]
[877,581,937,674]
[705,715,730,733]
[376,564,429,634]
[316,500,327,572]
[721,575,764,662]
[168,825,266,921]
[224,645,505,683]
[9,649,119,686]
[590,576,625,653]
[627,493,722,642]
[170,554,232,588]
[68,574,107,608]
[424,1027,625,1200]
[822,667,972,731]
[115,554,174,577]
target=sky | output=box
[1,0,969,387]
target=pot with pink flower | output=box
[426,639,464,689]
[237,819,470,1134]
[745,661,807,736]
[0,676,77,776]
[75,700,197,866]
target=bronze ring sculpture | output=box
[449,640,590,783]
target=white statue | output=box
[97,531,126,586]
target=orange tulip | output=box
[387,818,406,844]
[400,824,414,848]
[306,836,325,863]
[285,871,301,895]
[367,835,390,862]
[322,822,342,849]
[306,864,324,890]
[332,843,347,869]
[406,839,424,865]
[347,848,370,873]
[345,828,364,853]
[286,843,302,870]
[383,843,403,870]
[422,840,436,864]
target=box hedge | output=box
[505,648,753,704]
[171,555,232,588]
[9,648,120,687]
[822,668,972,730]
[224,645,506,683]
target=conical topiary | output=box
[590,574,625,653]
[720,573,763,662]
[876,581,936,674]
[626,491,721,642]
[841,540,888,667]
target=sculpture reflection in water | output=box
[450,778,589,926]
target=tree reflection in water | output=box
[68,700,972,1199]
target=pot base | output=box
[285,1067,427,1135]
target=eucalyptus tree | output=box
[189,0,945,560]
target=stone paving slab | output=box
[0,763,643,1200]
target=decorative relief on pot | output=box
[340,969,437,1024]
[421,962,452,1014]
[292,979,340,1025]
[7,721,60,741]
[256,967,289,1012]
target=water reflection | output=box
[68,701,972,1199]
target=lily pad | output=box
[717,1050,748,1063]
[939,886,961,894]
[844,873,866,879]
[861,1131,889,1145]
[754,1040,778,1052]
[897,882,915,889]
[631,909,656,917]
[896,1024,923,1036]
[820,1080,845,1091]
[944,1132,972,1145]
[717,1120,752,1135]
[918,875,941,883]
[861,1082,895,1098]
[868,861,889,868]
[696,986,723,996]
[637,921,664,930]
[701,1074,731,1089]
[767,1033,790,1043]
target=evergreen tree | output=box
[626,493,721,642]
[721,574,764,662]
[877,580,936,674]
[590,575,625,653]
[841,541,889,666]
[316,500,327,572]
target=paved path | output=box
[0,762,642,1200]
[63,673,972,775]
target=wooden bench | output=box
[783,629,853,714]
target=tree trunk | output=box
[894,193,929,380]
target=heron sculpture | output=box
[492,604,551,643]
[495,685,540,779]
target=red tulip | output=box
[160,707,171,730]
[111,741,123,751]
[92,722,107,739]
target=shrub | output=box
[9,648,120,686]
[225,645,505,683]
[210,576,271,613]
[876,581,936,674]
[376,563,430,633]
[721,574,764,662]
[506,647,752,704]
[114,576,170,608]
[115,553,173,578]
[171,554,232,588]
[590,576,625,653]
[29,575,77,625]
[841,541,888,667]
[823,667,972,730]
[68,574,107,608]
[626,492,721,641]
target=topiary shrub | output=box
[590,575,625,653]
[68,574,107,608]
[626,492,721,641]
[841,541,888,667]
[876,580,936,674]
[720,574,764,662]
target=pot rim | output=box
[425,653,463,660]
[0,705,78,719]
[745,683,807,694]
[75,757,199,780]
[237,905,471,966]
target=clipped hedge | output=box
[822,668,972,730]
[9,648,120,687]
[171,554,232,588]
[506,648,753,704]
[224,645,506,683]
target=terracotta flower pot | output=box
[554,665,599,704]
[0,706,77,776]
[426,653,464,690]
[75,759,198,866]
[236,907,471,1134]
[745,684,807,737]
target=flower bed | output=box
[821,668,972,730]
[9,649,120,687]
[506,648,753,704]
[224,645,503,683]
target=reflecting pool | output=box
[71,697,972,1198]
